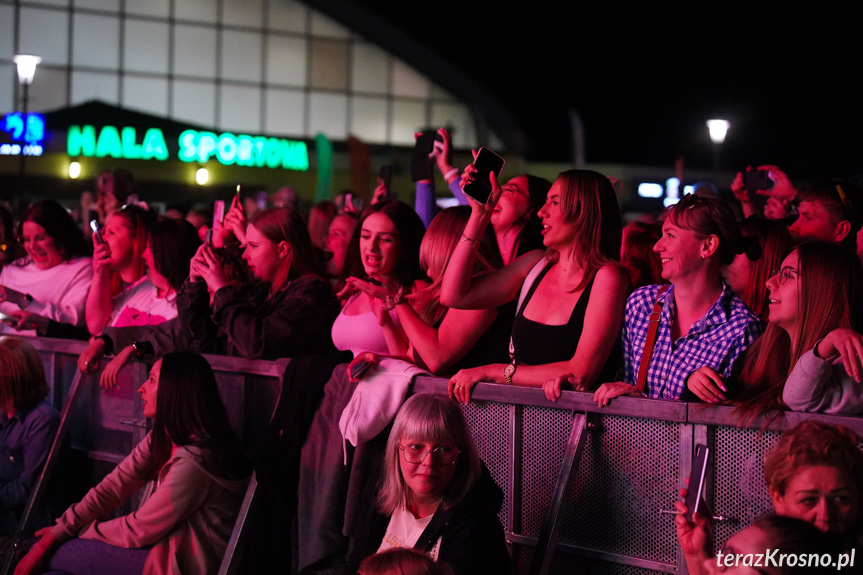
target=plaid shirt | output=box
[622,283,763,400]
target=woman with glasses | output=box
[735,242,863,417]
[0,201,91,336]
[348,394,510,574]
[594,194,764,406]
[722,217,793,322]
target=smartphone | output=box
[742,169,772,192]
[684,444,711,523]
[204,229,213,246]
[463,147,506,203]
[213,200,226,226]
[89,219,103,245]
[411,131,442,182]
[235,185,242,201]
[350,359,373,380]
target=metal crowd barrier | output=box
[25,338,863,575]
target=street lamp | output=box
[706,119,730,144]
[13,54,41,212]
[706,119,730,171]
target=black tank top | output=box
[511,264,593,366]
[510,265,622,382]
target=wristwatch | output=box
[132,341,154,359]
[504,357,517,385]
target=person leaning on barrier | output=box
[444,168,628,403]
[0,201,92,337]
[675,421,862,574]
[345,207,504,380]
[77,247,252,389]
[0,337,60,539]
[14,352,251,575]
[733,242,863,419]
[593,193,764,407]
[181,207,340,360]
[332,200,426,361]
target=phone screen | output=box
[410,131,441,182]
[90,220,103,245]
[684,444,711,522]
[463,147,505,203]
[742,170,772,192]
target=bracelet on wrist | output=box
[94,334,114,355]
[443,168,459,181]
[382,287,405,311]
[460,233,480,246]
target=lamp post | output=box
[13,54,41,213]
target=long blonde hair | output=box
[548,170,622,291]
[411,207,497,324]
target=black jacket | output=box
[176,275,339,360]
[349,463,511,574]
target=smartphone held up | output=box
[463,147,505,204]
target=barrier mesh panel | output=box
[551,554,667,575]
[520,405,573,536]
[460,400,512,529]
[713,426,779,550]
[69,369,140,456]
[558,415,680,564]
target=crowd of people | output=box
[1,144,862,573]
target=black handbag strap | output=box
[413,501,456,553]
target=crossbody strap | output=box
[636,284,670,395]
[413,501,456,553]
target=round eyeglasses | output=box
[770,265,800,285]
[398,443,461,465]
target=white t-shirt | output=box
[108,276,177,328]
[377,504,442,560]
[0,257,92,334]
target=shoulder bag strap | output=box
[636,284,670,395]
[413,501,457,553]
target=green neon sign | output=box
[178,130,308,171]
[67,125,308,171]
[68,125,169,160]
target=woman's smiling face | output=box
[21,221,64,270]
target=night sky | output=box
[360,1,862,181]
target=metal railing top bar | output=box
[414,376,861,429]
[201,353,281,377]
[686,402,863,434]
[25,337,862,433]
[28,337,89,354]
